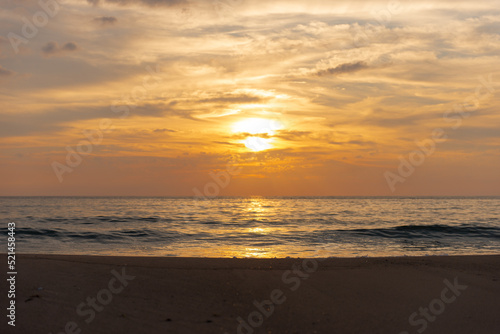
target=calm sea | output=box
[1,197,500,257]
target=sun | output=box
[231,118,282,151]
[232,118,281,135]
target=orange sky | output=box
[1,0,499,196]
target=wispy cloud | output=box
[0,66,14,76]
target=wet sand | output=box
[1,254,499,334]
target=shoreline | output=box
[2,254,499,333]
[5,252,500,260]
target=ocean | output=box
[2,196,500,258]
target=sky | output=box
[1,0,499,196]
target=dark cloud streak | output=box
[62,42,78,51]
[315,61,368,76]
[87,0,187,7]
[42,42,79,55]
[93,16,118,25]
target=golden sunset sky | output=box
[1,0,499,196]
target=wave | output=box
[344,224,500,239]
[14,227,182,242]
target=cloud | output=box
[0,66,14,76]
[275,130,312,141]
[0,102,191,137]
[452,126,500,141]
[41,41,58,54]
[153,128,177,133]
[93,16,118,25]
[329,139,377,147]
[196,94,266,104]
[87,0,187,7]
[41,42,79,55]
[315,61,369,76]
[62,42,78,51]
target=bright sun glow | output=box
[232,118,281,135]
[242,137,273,151]
[232,118,282,151]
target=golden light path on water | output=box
[157,197,362,258]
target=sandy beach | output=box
[2,254,499,334]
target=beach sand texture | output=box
[1,254,499,334]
